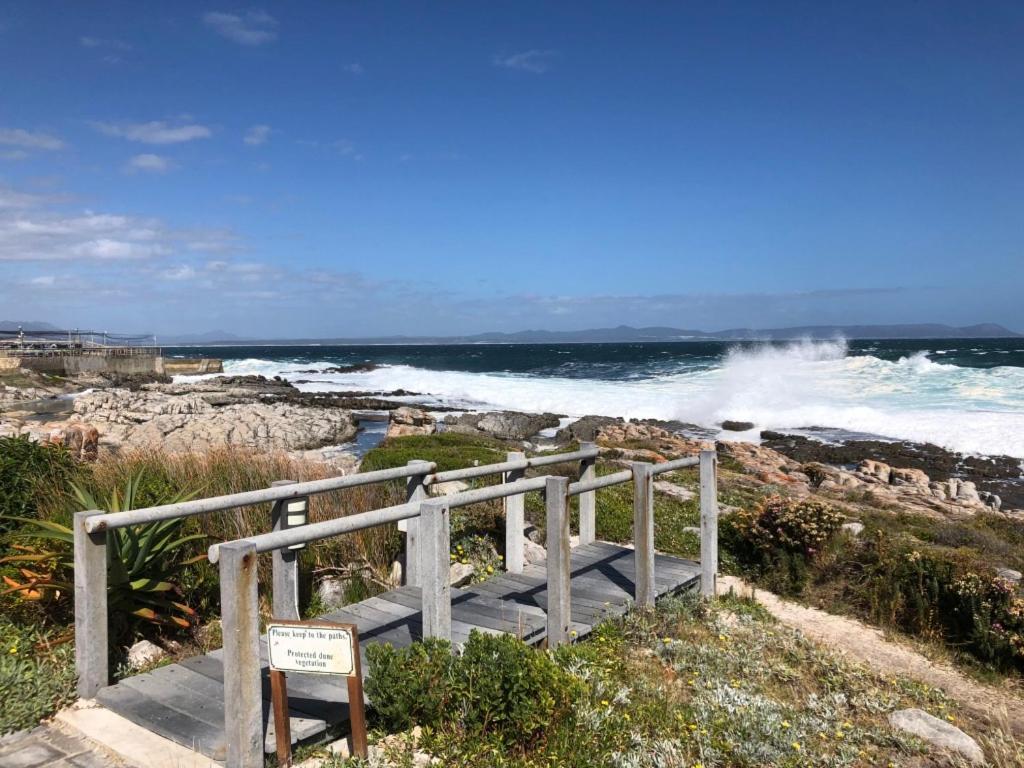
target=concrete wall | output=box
[63,355,160,376]
[0,357,21,372]
[158,358,224,375]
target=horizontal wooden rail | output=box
[650,456,700,475]
[568,469,632,496]
[425,446,598,485]
[86,461,436,533]
[206,475,550,563]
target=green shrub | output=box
[0,616,77,734]
[724,494,843,593]
[361,432,505,474]
[364,637,456,732]
[365,631,582,751]
[0,436,80,534]
[855,535,1024,671]
[2,471,205,636]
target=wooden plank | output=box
[116,664,325,752]
[97,683,228,762]
[377,587,543,638]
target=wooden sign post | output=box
[267,620,368,766]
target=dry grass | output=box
[45,446,408,592]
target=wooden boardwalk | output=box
[96,542,700,762]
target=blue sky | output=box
[1,1,1021,337]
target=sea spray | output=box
[174,339,1024,458]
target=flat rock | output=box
[841,521,865,537]
[127,639,166,669]
[888,708,984,765]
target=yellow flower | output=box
[662,636,671,643]
[601,699,610,707]
[791,742,801,751]
[8,646,16,654]
[781,720,790,729]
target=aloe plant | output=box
[2,471,207,630]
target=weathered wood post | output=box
[74,510,107,698]
[631,462,656,608]
[220,540,264,768]
[578,442,597,546]
[271,480,300,620]
[419,500,451,640]
[699,442,719,599]
[504,451,526,573]
[545,476,571,646]
[401,460,430,586]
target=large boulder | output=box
[444,411,560,441]
[386,407,436,438]
[46,422,100,461]
[888,708,983,765]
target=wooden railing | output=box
[72,441,719,768]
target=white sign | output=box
[267,623,355,676]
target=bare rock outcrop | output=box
[387,407,436,438]
[72,388,357,453]
[444,411,560,441]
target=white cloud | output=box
[93,120,212,145]
[127,153,173,173]
[29,275,55,286]
[159,265,196,281]
[244,124,271,146]
[0,184,184,262]
[343,63,364,75]
[202,10,278,45]
[491,49,557,74]
[80,36,131,51]
[0,127,65,151]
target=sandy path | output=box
[717,575,1024,735]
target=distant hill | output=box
[161,322,1022,346]
[0,320,62,332]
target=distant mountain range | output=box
[4,320,1019,345]
[156,322,1022,345]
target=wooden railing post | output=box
[699,442,719,599]
[220,540,263,768]
[74,510,107,698]
[504,451,526,573]
[270,479,300,620]
[401,460,430,586]
[419,500,451,640]
[631,462,656,608]
[577,442,597,545]
[545,476,571,646]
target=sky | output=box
[1,1,1022,338]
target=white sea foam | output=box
[209,341,1024,458]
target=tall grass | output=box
[39,446,407,605]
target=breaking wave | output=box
[205,339,1024,458]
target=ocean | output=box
[166,338,1024,460]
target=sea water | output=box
[167,338,1024,459]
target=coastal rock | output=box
[431,480,470,496]
[842,521,865,537]
[449,561,475,587]
[556,415,622,443]
[887,708,983,765]
[720,420,755,432]
[127,639,166,670]
[72,388,357,453]
[45,422,100,461]
[857,459,892,484]
[523,537,547,565]
[317,576,351,610]
[891,467,930,487]
[386,407,436,438]
[445,411,561,441]
[996,567,1022,583]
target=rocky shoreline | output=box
[1,368,1021,517]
